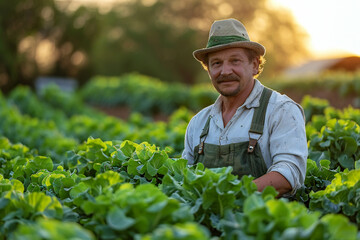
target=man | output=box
[182,18,307,196]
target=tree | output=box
[0,0,309,92]
[0,0,59,92]
[87,0,309,83]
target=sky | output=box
[271,0,360,59]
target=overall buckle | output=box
[248,132,261,153]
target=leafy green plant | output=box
[291,159,339,205]
[80,73,217,115]
[76,182,195,239]
[308,119,360,170]
[139,222,210,240]
[10,218,95,240]
[309,168,360,227]
[301,95,330,123]
[0,190,63,237]
[220,192,358,240]
[161,164,260,232]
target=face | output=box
[207,48,259,97]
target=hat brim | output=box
[193,41,266,64]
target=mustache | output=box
[216,75,241,83]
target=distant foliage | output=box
[81,73,218,115]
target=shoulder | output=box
[264,89,306,133]
[188,104,213,127]
[267,89,305,117]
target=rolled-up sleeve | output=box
[267,101,308,194]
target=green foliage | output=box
[301,95,330,123]
[292,159,339,205]
[4,84,192,156]
[220,193,358,240]
[78,183,193,239]
[160,164,261,230]
[11,218,95,240]
[28,166,81,202]
[309,169,360,227]
[0,190,63,236]
[80,73,218,114]
[139,223,210,240]
[308,119,360,170]
[0,94,79,164]
[2,81,360,238]
[67,137,177,186]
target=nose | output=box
[220,62,232,75]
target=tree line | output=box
[0,0,309,93]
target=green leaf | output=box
[321,214,357,240]
[127,158,141,176]
[342,136,358,155]
[106,207,135,231]
[322,198,340,213]
[112,149,129,163]
[61,177,76,188]
[146,161,158,177]
[261,186,278,201]
[355,160,360,170]
[0,198,10,210]
[87,138,107,151]
[70,182,89,199]
[338,154,354,170]
[266,199,290,225]
[342,203,357,216]
[26,156,54,175]
[319,140,331,148]
[147,201,168,213]
[120,141,136,157]
[243,193,265,214]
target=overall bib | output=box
[193,88,273,178]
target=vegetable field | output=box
[1,76,360,239]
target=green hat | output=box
[193,18,266,64]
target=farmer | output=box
[182,18,307,196]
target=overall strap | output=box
[248,87,273,153]
[198,116,211,154]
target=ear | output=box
[252,57,260,76]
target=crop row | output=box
[0,84,360,239]
[1,136,358,239]
[80,72,360,116]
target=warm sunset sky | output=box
[271,0,360,58]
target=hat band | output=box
[206,35,249,48]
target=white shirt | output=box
[182,80,307,193]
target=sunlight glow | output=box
[271,0,360,58]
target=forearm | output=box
[253,171,292,196]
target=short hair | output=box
[201,48,266,78]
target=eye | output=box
[211,61,221,67]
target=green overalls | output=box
[193,88,273,178]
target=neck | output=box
[221,79,255,127]
[221,79,255,113]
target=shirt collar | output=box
[244,79,264,109]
